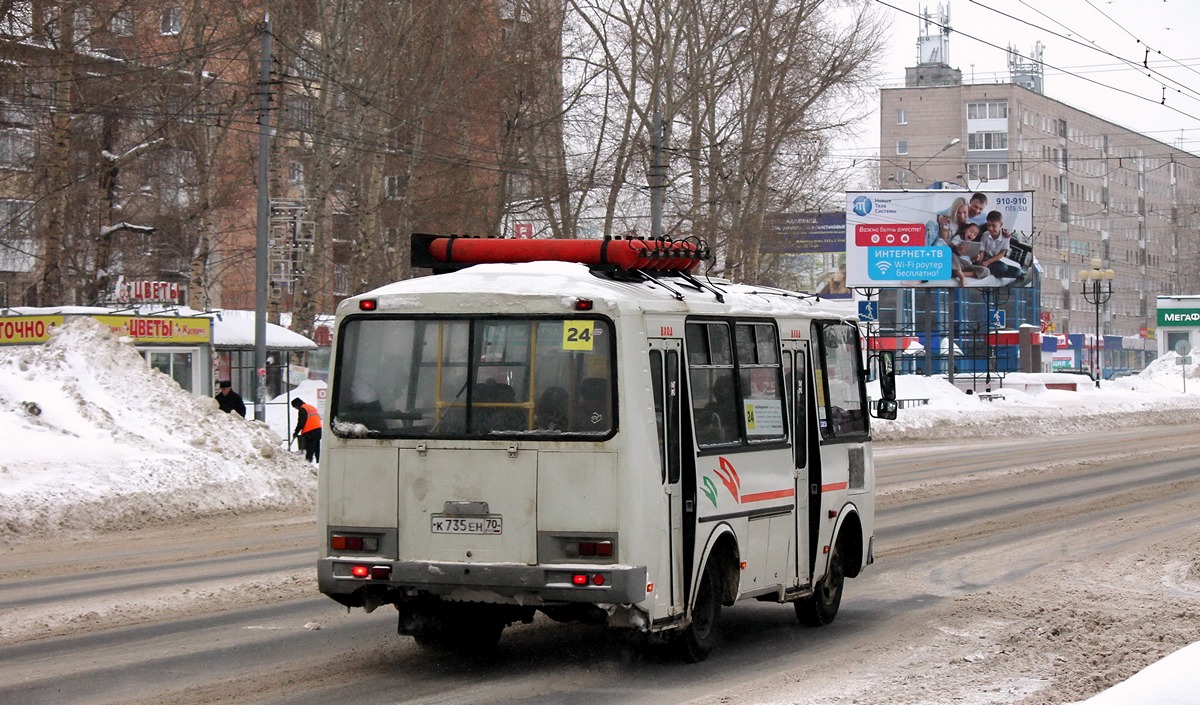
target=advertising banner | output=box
[0,315,212,346]
[762,212,846,254]
[844,190,1035,289]
[1157,308,1200,327]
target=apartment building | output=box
[874,16,1200,374]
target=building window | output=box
[896,108,907,125]
[896,139,908,155]
[0,198,34,232]
[160,7,182,36]
[0,129,34,169]
[284,95,315,131]
[333,264,350,296]
[967,101,1008,120]
[499,0,530,22]
[967,132,1007,151]
[2,1,32,36]
[289,160,304,184]
[967,162,1009,181]
[110,8,134,36]
[384,175,401,200]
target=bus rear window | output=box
[330,317,615,439]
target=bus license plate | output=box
[430,515,502,535]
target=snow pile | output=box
[869,358,1200,443]
[0,317,316,537]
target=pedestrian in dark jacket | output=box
[291,397,322,463]
[215,381,246,417]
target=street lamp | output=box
[649,27,747,240]
[1078,257,1114,388]
[909,137,961,184]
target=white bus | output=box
[317,234,897,661]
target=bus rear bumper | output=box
[318,558,649,607]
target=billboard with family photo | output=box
[843,190,1035,289]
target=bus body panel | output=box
[398,447,538,564]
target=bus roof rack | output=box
[410,233,711,275]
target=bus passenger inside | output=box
[574,377,609,431]
[697,375,739,445]
[472,380,522,433]
[535,386,569,431]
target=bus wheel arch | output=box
[833,507,865,579]
[796,507,860,628]
[675,528,739,662]
[700,527,741,606]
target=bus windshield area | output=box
[330,316,615,439]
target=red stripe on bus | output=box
[821,482,848,492]
[741,488,795,502]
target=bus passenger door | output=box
[782,341,812,588]
[649,339,685,612]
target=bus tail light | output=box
[570,573,608,587]
[545,533,618,562]
[350,565,391,580]
[578,540,613,557]
[330,533,379,552]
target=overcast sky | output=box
[838,0,1200,176]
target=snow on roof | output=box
[351,261,857,320]
[208,311,317,350]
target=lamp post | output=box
[1078,257,1114,388]
[649,27,746,240]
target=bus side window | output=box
[784,349,808,466]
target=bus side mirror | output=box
[877,351,896,401]
[875,398,898,420]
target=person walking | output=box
[291,397,322,463]
[215,380,246,417]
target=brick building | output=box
[0,1,563,329]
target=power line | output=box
[872,0,1200,126]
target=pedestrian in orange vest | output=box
[291,397,322,463]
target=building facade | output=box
[874,19,1200,376]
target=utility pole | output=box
[254,2,272,421]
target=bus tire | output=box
[796,539,844,627]
[675,560,721,662]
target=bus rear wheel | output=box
[675,561,721,662]
[796,541,844,627]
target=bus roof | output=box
[341,261,858,323]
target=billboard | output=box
[844,190,1035,288]
[762,211,846,254]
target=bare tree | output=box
[557,0,884,282]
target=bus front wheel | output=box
[796,540,844,627]
[675,561,721,662]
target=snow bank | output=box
[0,318,316,537]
